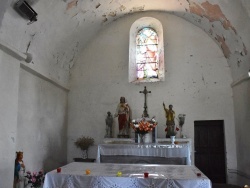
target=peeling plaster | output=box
[108,11,116,17]
[66,0,78,11]
[243,43,248,55]
[26,41,31,53]
[96,3,101,9]
[81,10,88,14]
[68,41,79,69]
[130,5,145,12]
[102,15,108,22]
[208,28,213,35]
[26,33,36,53]
[189,1,236,34]
[215,35,231,58]
[187,1,249,59]
[237,59,242,67]
[119,5,126,11]
[71,12,79,18]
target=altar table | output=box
[43,162,211,188]
[97,143,191,165]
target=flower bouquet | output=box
[25,170,45,188]
[130,117,157,143]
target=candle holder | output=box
[178,114,186,138]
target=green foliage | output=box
[74,136,94,151]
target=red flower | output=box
[176,127,179,131]
[165,127,168,132]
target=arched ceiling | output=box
[1,0,250,85]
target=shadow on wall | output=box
[42,133,68,173]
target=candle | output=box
[57,168,61,173]
[117,171,122,177]
[86,169,91,175]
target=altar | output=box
[97,139,192,165]
[98,86,192,165]
[43,162,212,188]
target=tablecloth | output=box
[43,162,211,188]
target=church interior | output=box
[0,0,250,187]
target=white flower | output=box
[134,124,139,128]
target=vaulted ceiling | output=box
[1,0,250,85]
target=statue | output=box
[105,111,113,138]
[14,151,25,188]
[163,102,176,138]
[114,97,130,136]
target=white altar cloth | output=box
[43,162,211,188]
[97,143,191,165]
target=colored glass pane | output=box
[136,28,159,79]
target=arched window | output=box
[136,28,159,80]
[129,17,164,83]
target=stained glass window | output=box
[136,28,159,80]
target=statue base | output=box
[117,134,130,138]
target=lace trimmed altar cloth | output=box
[96,143,191,165]
[43,162,211,188]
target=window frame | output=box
[129,17,164,83]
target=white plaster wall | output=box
[0,0,11,28]
[0,1,77,88]
[16,67,68,173]
[0,51,20,188]
[68,12,237,183]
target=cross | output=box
[139,86,151,117]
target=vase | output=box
[144,132,152,143]
[82,150,88,159]
[139,134,146,144]
[170,136,175,144]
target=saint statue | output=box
[105,111,113,138]
[114,97,130,136]
[14,151,25,188]
[163,102,175,138]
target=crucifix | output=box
[139,86,151,117]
